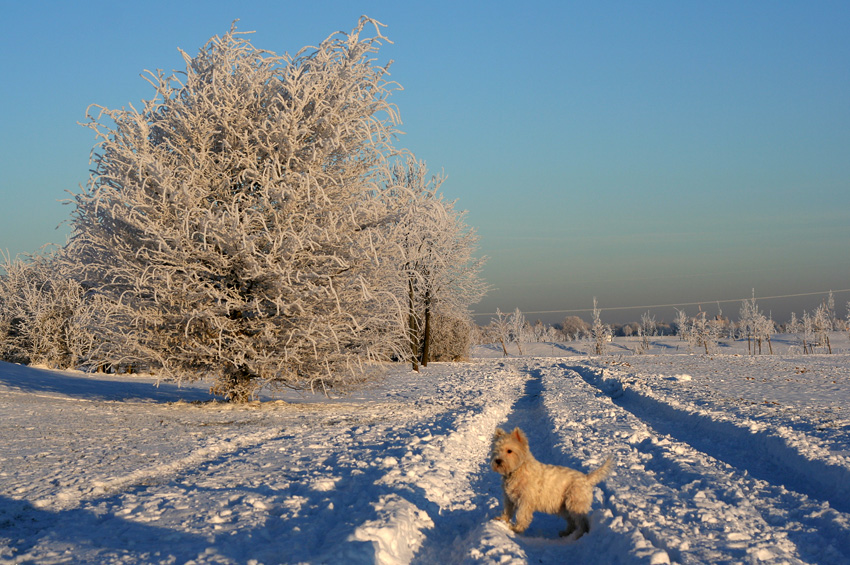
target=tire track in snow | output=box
[454,360,667,565]
[531,361,727,565]
[563,362,850,563]
[573,363,850,514]
[32,426,287,511]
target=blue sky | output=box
[2,1,849,325]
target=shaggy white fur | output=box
[490,427,612,538]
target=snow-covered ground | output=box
[2,335,849,564]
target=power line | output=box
[471,288,850,318]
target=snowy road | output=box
[2,349,849,564]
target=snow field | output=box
[0,360,528,564]
[2,348,850,564]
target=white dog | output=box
[490,427,612,538]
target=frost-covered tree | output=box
[491,309,511,357]
[674,309,690,343]
[813,302,833,354]
[508,308,526,355]
[640,311,656,351]
[739,291,757,354]
[691,310,711,354]
[590,298,611,355]
[754,311,775,354]
[739,292,774,355]
[846,301,850,341]
[384,158,486,369]
[688,306,722,354]
[799,311,815,354]
[65,19,411,400]
[0,250,98,368]
[826,290,837,330]
[787,312,801,334]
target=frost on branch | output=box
[66,18,409,400]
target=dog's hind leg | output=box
[570,512,591,538]
[558,510,577,537]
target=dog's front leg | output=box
[497,495,515,524]
[511,503,534,534]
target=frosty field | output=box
[2,336,849,564]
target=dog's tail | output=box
[586,457,614,485]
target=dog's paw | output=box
[559,529,585,542]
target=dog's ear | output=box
[511,428,527,446]
[494,428,507,439]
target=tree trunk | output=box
[213,365,256,402]
[408,277,419,372]
[420,288,431,367]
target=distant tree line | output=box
[477,291,847,356]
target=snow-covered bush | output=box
[66,19,412,400]
[0,251,95,368]
[427,312,473,362]
[530,320,548,342]
[561,316,589,341]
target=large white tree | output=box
[66,19,410,400]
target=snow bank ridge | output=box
[34,427,285,510]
